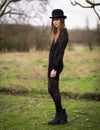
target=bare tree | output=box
[70,0,100,20]
[0,0,49,24]
[0,0,22,18]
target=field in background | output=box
[0,45,100,130]
[0,45,100,100]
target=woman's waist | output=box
[48,62,63,68]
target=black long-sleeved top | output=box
[48,28,68,79]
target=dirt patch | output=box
[0,85,28,95]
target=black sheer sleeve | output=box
[53,28,68,70]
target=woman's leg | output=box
[48,78,63,113]
[48,78,68,125]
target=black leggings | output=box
[48,78,63,113]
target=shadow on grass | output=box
[61,91,100,101]
[0,85,28,95]
[0,85,100,101]
[0,85,48,97]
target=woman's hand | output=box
[50,69,57,78]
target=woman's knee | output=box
[48,78,52,94]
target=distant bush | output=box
[0,24,50,52]
[68,27,100,51]
[0,24,100,52]
[69,28,100,45]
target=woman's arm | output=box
[53,28,68,70]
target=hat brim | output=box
[49,16,67,19]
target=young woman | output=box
[48,9,69,125]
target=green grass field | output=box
[0,46,100,130]
[0,95,100,130]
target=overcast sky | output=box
[8,0,100,29]
[40,0,100,29]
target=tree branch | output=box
[0,1,12,17]
[86,0,100,7]
[93,7,100,20]
[70,0,100,20]
[0,0,49,24]
[0,0,7,10]
[70,0,94,8]
[0,0,21,18]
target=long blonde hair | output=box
[50,18,65,43]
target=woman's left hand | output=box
[50,69,57,78]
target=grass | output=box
[0,46,100,100]
[0,46,100,130]
[0,94,100,130]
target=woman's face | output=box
[52,18,60,28]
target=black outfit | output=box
[48,28,68,80]
[48,28,68,125]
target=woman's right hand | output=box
[50,69,57,78]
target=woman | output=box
[48,9,69,125]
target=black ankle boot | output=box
[62,109,68,123]
[48,112,61,125]
[48,109,68,125]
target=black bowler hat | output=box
[49,9,67,19]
